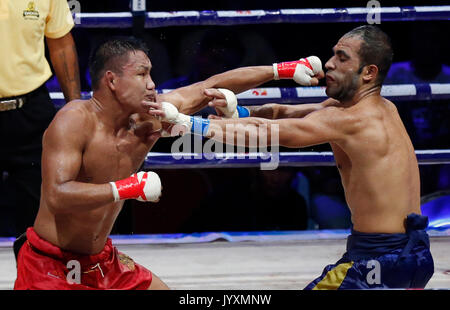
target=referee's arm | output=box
[46,32,81,102]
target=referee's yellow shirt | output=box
[0,0,74,98]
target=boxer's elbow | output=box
[44,184,71,214]
[276,122,310,148]
[44,194,64,214]
[44,195,63,214]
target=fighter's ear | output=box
[105,71,117,90]
[362,64,379,83]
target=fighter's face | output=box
[324,36,363,101]
[113,50,157,112]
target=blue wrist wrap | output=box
[190,116,210,136]
[237,105,250,118]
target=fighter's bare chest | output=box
[80,131,151,182]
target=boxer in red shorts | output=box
[15,227,152,290]
[14,37,321,290]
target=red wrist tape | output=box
[114,173,148,201]
[277,58,313,79]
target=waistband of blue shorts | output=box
[345,213,430,261]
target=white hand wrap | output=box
[215,88,239,118]
[159,102,210,137]
[215,88,250,118]
[160,101,192,136]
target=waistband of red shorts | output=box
[26,227,113,265]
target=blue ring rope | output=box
[74,6,450,28]
[143,150,450,169]
[49,83,450,108]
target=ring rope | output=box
[143,150,450,169]
[73,6,450,28]
[49,83,450,108]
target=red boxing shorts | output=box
[14,227,152,290]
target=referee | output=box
[0,0,81,239]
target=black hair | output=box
[344,25,393,85]
[88,37,149,90]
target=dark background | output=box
[49,0,450,234]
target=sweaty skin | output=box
[33,50,275,260]
[206,36,421,234]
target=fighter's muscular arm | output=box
[159,55,324,116]
[205,106,356,148]
[160,66,274,115]
[248,98,339,119]
[42,108,114,214]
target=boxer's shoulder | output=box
[46,101,95,144]
[56,100,97,125]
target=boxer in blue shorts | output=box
[304,213,433,289]
[159,25,435,289]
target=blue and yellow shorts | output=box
[305,213,434,290]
